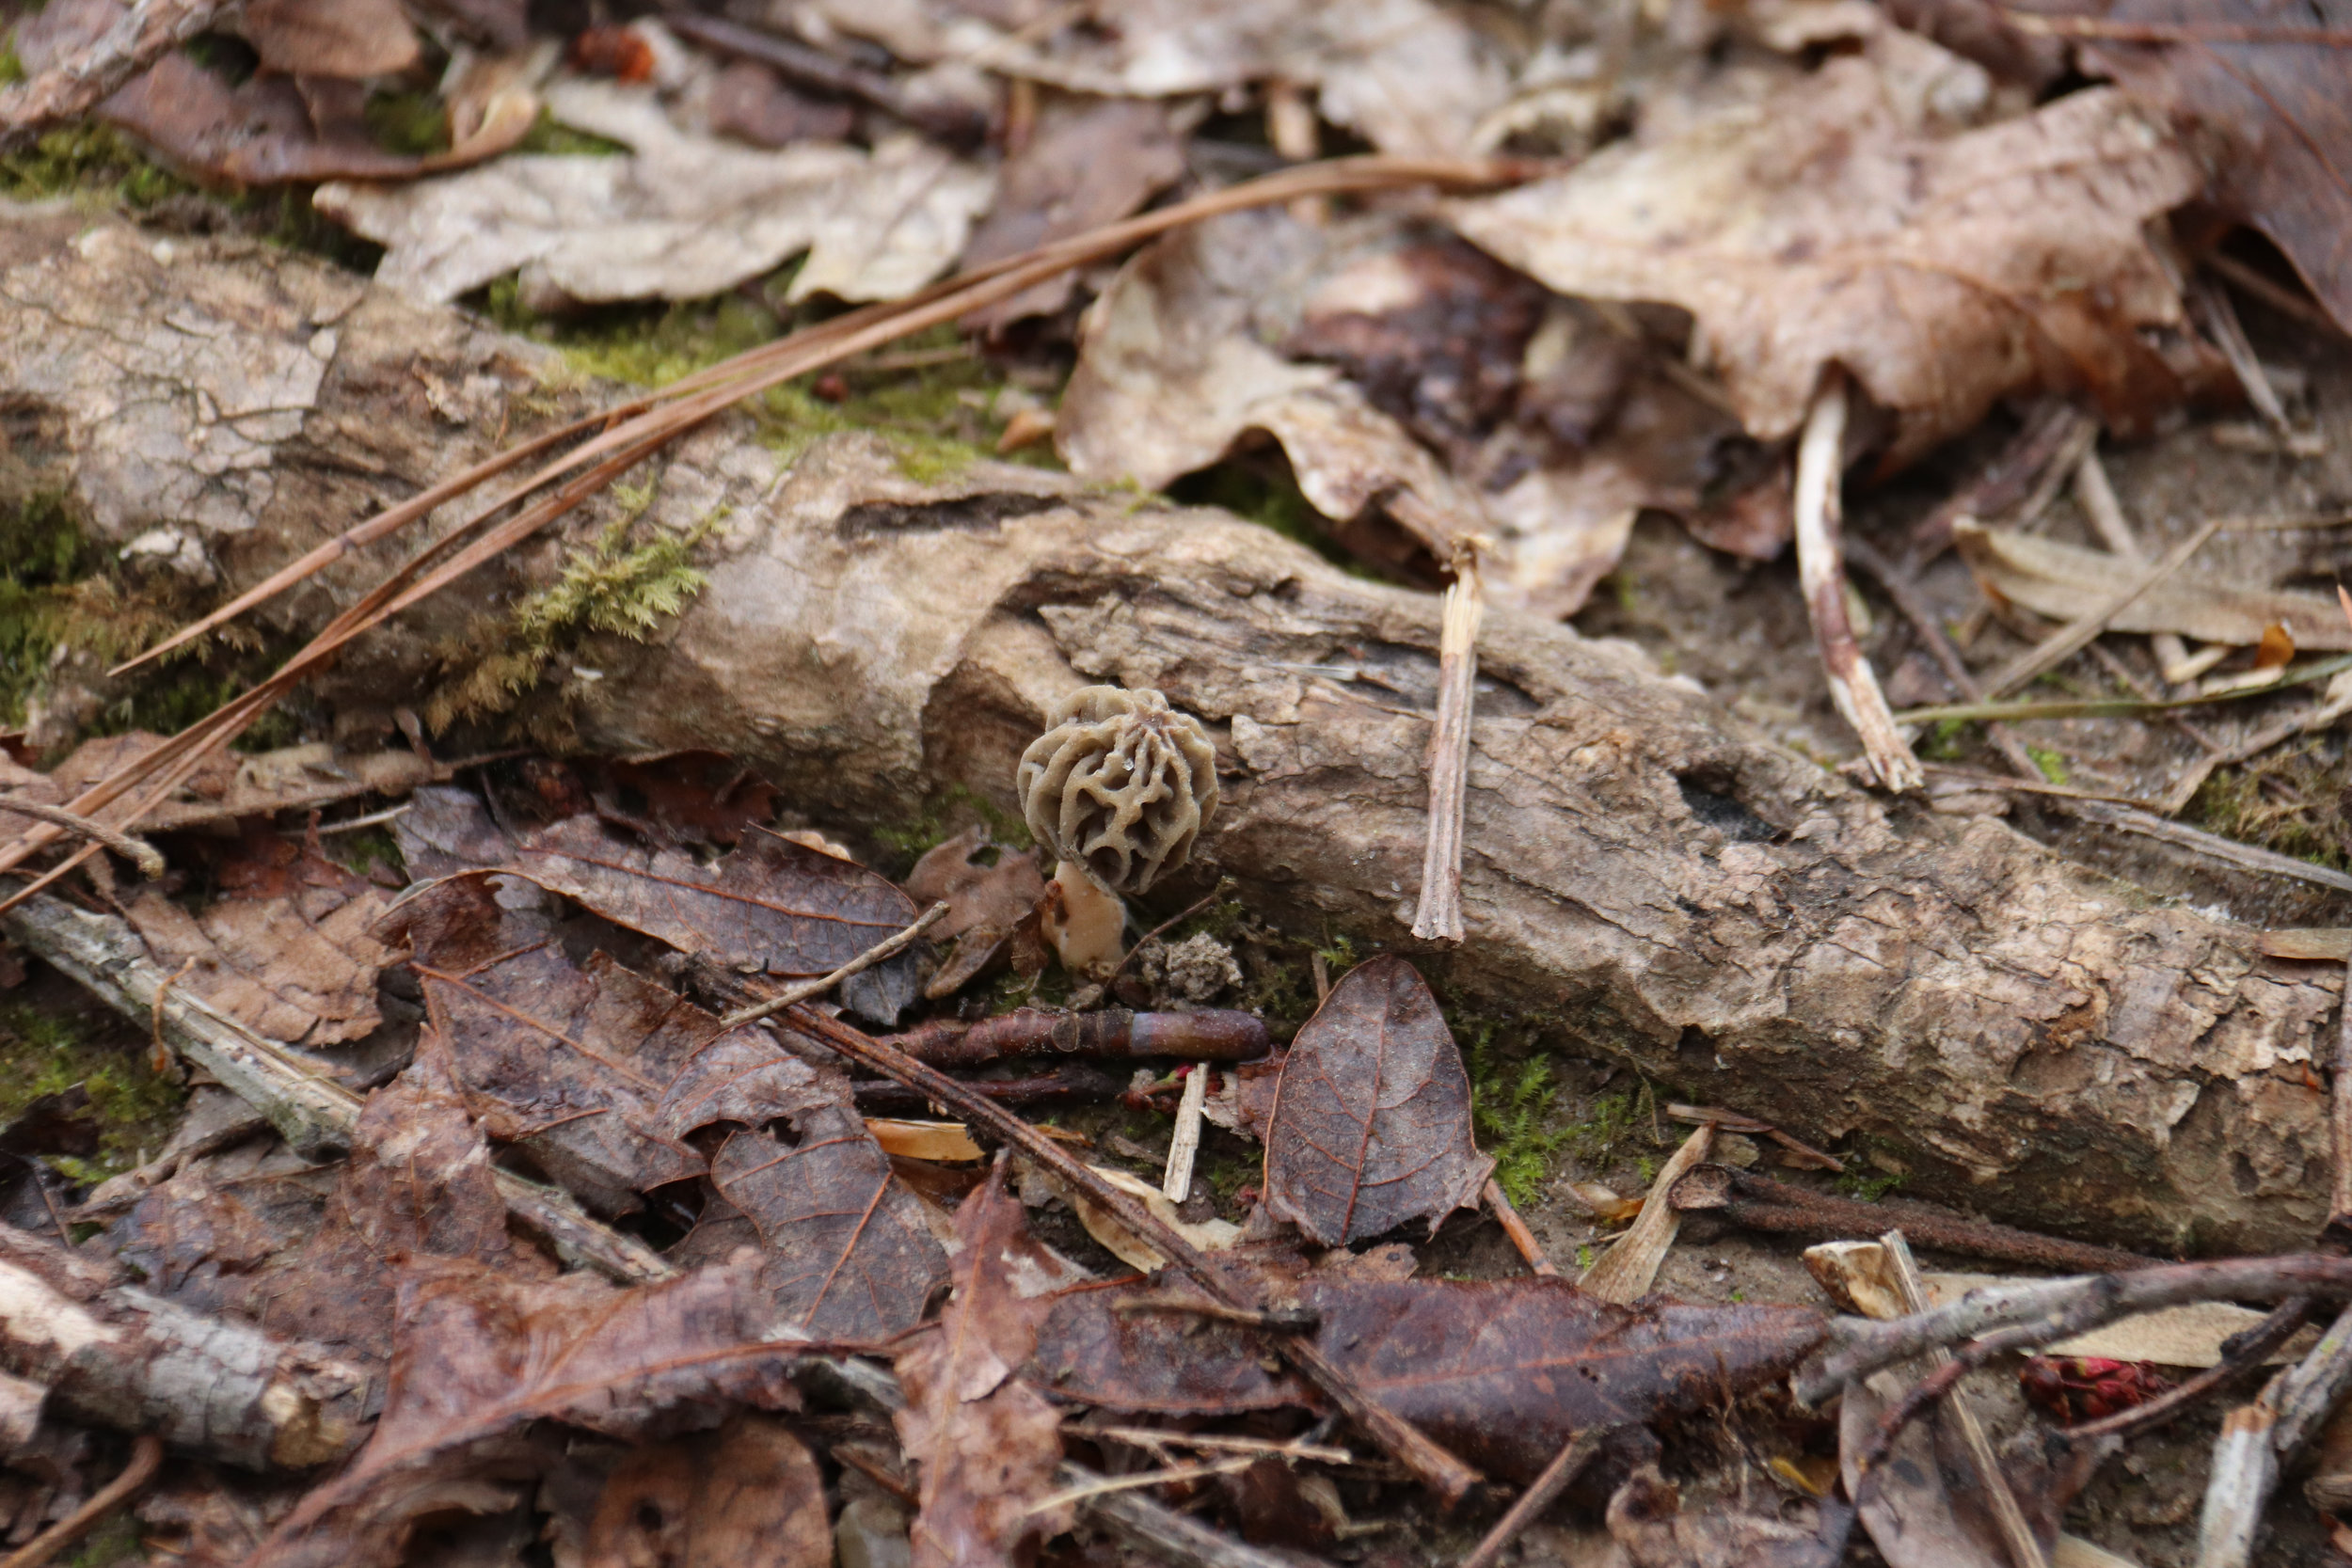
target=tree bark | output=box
[0,1222,366,1468]
[0,203,2338,1255]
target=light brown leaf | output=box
[1262,955,1492,1246]
[243,0,420,78]
[1953,521,2352,648]
[1448,45,2212,461]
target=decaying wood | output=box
[0,1222,366,1469]
[1,208,2346,1255]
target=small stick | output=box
[0,1433,162,1568]
[1068,1460,1306,1568]
[1979,515,2224,700]
[1794,373,1921,791]
[1483,1178,1560,1276]
[0,0,227,154]
[2074,445,2194,681]
[785,1004,1484,1505]
[717,902,948,1029]
[1163,1063,1208,1203]
[2206,253,2347,338]
[1665,1102,1843,1172]
[1412,555,1485,942]
[2195,1388,2282,1568]
[2058,799,2352,899]
[1097,1428,1353,1465]
[1904,401,2091,568]
[1843,535,2046,784]
[0,798,164,879]
[2330,947,2352,1238]
[1112,1294,1321,1332]
[1881,1229,2049,1568]
[2187,276,2294,438]
[2158,680,2352,816]
[1100,878,1235,997]
[286,801,415,837]
[1457,1427,1612,1568]
[1023,1459,1259,1520]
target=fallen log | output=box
[0,203,2338,1254]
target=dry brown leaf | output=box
[1448,45,2213,462]
[707,61,858,149]
[960,93,1185,330]
[124,836,393,1047]
[2068,1,2352,333]
[582,1415,831,1568]
[252,1251,792,1568]
[894,1160,1073,1568]
[242,0,421,78]
[102,52,533,187]
[1953,521,2352,648]
[1029,1275,1827,1481]
[1263,955,1491,1246]
[317,79,993,308]
[249,1034,550,1372]
[903,825,1045,997]
[514,813,926,1023]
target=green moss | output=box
[1838,1166,1906,1203]
[0,123,192,208]
[516,109,631,157]
[364,88,451,158]
[422,511,709,741]
[871,783,1035,872]
[495,286,784,389]
[0,35,23,88]
[2026,745,2068,784]
[65,1511,142,1568]
[1565,1085,1644,1164]
[1919,717,1972,762]
[2191,737,2352,870]
[1468,1037,1575,1208]
[0,1004,184,1180]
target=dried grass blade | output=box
[1978,515,2225,699]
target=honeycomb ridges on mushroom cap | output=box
[1015,686,1219,895]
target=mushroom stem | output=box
[1043,863,1126,976]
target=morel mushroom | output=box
[1016,686,1219,974]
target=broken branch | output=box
[717,901,950,1028]
[1411,554,1484,941]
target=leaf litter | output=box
[8,0,2352,1562]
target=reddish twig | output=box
[1483,1179,1560,1277]
[1458,1427,1612,1568]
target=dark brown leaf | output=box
[2071,1,2352,332]
[394,875,835,1213]
[701,1108,950,1340]
[391,784,516,883]
[514,815,925,1023]
[905,827,1045,998]
[961,93,1185,330]
[894,1160,1073,1568]
[1029,1275,1827,1481]
[243,0,421,78]
[252,1252,793,1568]
[250,1034,550,1371]
[582,1415,831,1568]
[1262,954,1491,1245]
[581,752,781,848]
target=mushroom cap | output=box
[1016,686,1219,895]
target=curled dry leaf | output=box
[905,825,1046,997]
[1448,43,2214,462]
[894,1161,1073,1568]
[513,813,925,1024]
[1954,521,2352,649]
[1262,955,1492,1246]
[252,1251,793,1568]
[582,1415,831,1568]
[1029,1275,1826,1482]
[317,79,993,307]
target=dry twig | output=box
[1795,373,1920,790]
[1411,555,1485,941]
[1457,1427,1613,1568]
